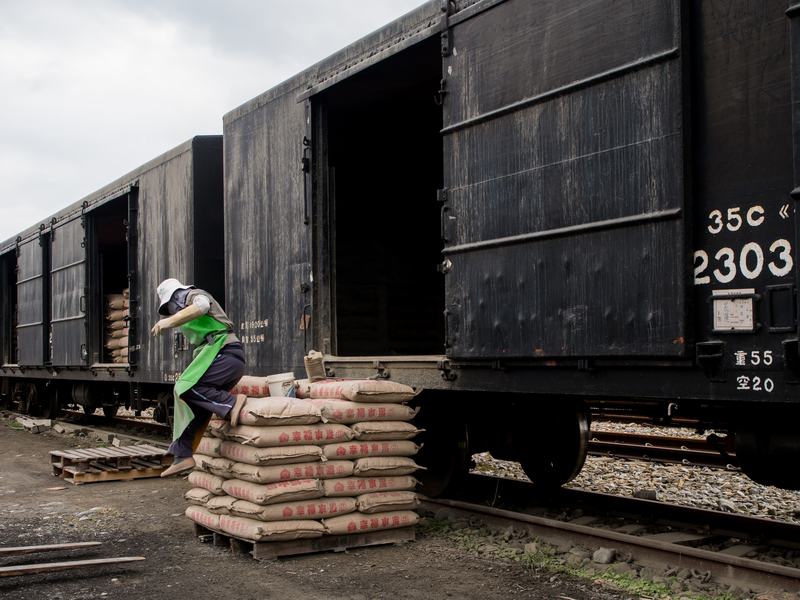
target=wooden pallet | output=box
[50,445,172,484]
[193,522,415,561]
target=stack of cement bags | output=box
[184,376,424,543]
[104,289,130,363]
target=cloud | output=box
[0,0,428,242]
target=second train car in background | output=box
[0,136,224,422]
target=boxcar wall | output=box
[225,0,798,405]
[0,136,224,416]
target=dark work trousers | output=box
[168,344,245,458]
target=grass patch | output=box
[418,518,738,600]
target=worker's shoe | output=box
[229,394,247,427]
[160,456,195,478]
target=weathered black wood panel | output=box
[16,239,44,366]
[50,218,86,366]
[138,137,224,380]
[224,92,310,375]
[442,0,688,359]
[688,0,795,396]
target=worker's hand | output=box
[151,319,170,338]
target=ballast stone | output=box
[592,547,616,564]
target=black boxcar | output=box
[0,136,224,420]
[223,0,800,492]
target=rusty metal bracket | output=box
[437,359,456,381]
[372,360,390,379]
[434,78,448,105]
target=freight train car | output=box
[0,136,224,421]
[222,0,800,492]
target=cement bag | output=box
[105,294,126,309]
[104,337,122,350]
[184,488,214,506]
[192,453,214,472]
[322,510,419,535]
[226,423,353,448]
[107,320,126,331]
[238,397,321,427]
[323,476,419,497]
[222,478,324,506]
[294,378,346,399]
[207,418,229,439]
[188,470,226,495]
[220,441,324,466]
[109,328,129,339]
[206,495,237,515]
[231,460,354,485]
[202,456,236,478]
[196,436,223,457]
[356,491,420,514]
[352,421,422,441]
[185,506,220,531]
[105,309,129,321]
[309,399,419,424]
[230,376,271,397]
[353,456,425,477]
[322,440,421,460]
[219,514,324,542]
[306,380,420,403]
[231,498,357,522]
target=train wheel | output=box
[735,428,800,490]
[40,385,60,420]
[414,414,470,497]
[102,404,120,419]
[519,405,590,487]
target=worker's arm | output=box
[151,304,203,338]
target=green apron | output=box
[172,315,229,443]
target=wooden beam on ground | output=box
[0,542,102,557]
[0,557,145,578]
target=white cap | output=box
[156,278,194,316]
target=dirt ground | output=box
[0,418,629,600]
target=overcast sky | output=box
[0,0,429,243]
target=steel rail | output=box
[424,474,800,592]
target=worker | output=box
[152,278,246,477]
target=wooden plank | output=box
[252,527,415,561]
[0,556,145,578]
[230,538,253,555]
[0,542,102,557]
[65,466,165,485]
[643,532,720,544]
[718,544,768,557]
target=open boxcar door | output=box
[50,216,88,366]
[440,0,691,361]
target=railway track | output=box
[423,474,800,594]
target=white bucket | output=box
[267,372,296,397]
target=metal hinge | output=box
[302,136,311,226]
[440,0,456,56]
